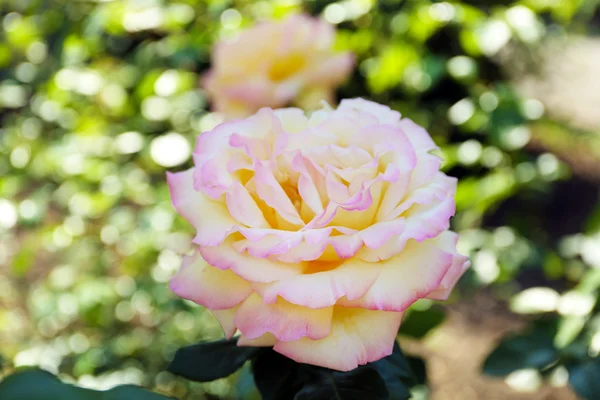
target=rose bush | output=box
[202,14,354,118]
[167,99,469,371]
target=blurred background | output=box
[1,0,600,399]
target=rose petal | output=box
[387,173,456,221]
[199,237,304,282]
[254,162,304,226]
[340,238,454,311]
[260,257,382,309]
[170,249,252,310]
[274,108,309,133]
[358,193,456,262]
[338,98,402,125]
[306,53,355,85]
[399,118,437,152]
[201,14,354,118]
[211,307,239,339]
[167,169,237,246]
[425,231,471,300]
[274,307,403,371]
[237,333,277,347]
[226,182,270,228]
[235,293,333,341]
[193,120,245,197]
[292,153,326,215]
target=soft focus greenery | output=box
[1,0,599,399]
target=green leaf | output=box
[584,204,600,234]
[371,342,415,399]
[406,356,427,386]
[294,367,389,400]
[167,338,260,382]
[483,319,559,377]
[252,344,415,400]
[399,308,446,339]
[568,358,600,400]
[0,369,87,400]
[234,365,261,400]
[252,349,308,400]
[0,369,173,400]
[101,385,175,400]
[10,237,37,277]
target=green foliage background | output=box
[1,0,599,399]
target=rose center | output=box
[268,53,306,82]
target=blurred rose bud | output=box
[167,98,469,371]
[203,14,354,118]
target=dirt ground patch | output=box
[409,292,578,400]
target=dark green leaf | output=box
[371,341,416,400]
[399,308,446,339]
[252,344,415,400]
[0,369,173,400]
[584,204,600,234]
[252,349,308,400]
[568,358,600,400]
[0,369,87,400]
[294,367,389,400]
[101,385,175,400]
[167,338,260,382]
[406,355,427,386]
[483,319,559,377]
[234,364,261,400]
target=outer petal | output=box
[341,238,453,311]
[237,333,277,347]
[199,237,304,282]
[347,124,416,161]
[273,108,309,133]
[167,169,237,246]
[235,293,333,341]
[306,53,355,85]
[406,153,443,193]
[210,96,256,119]
[285,14,335,50]
[274,307,403,371]
[170,249,252,310]
[221,80,278,110]
[387,173,456,221]
[192,110,279,196]
[211,307,238,339]
[338,98,402,125]
[295,85,335,112]
[192,121,240,197]
[425,231,471,301]
[399,118,437,152]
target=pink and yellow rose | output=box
[202,14,354,118]
[167,99,469,371]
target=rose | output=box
[202,14,354,118]
[167,98,470,371]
